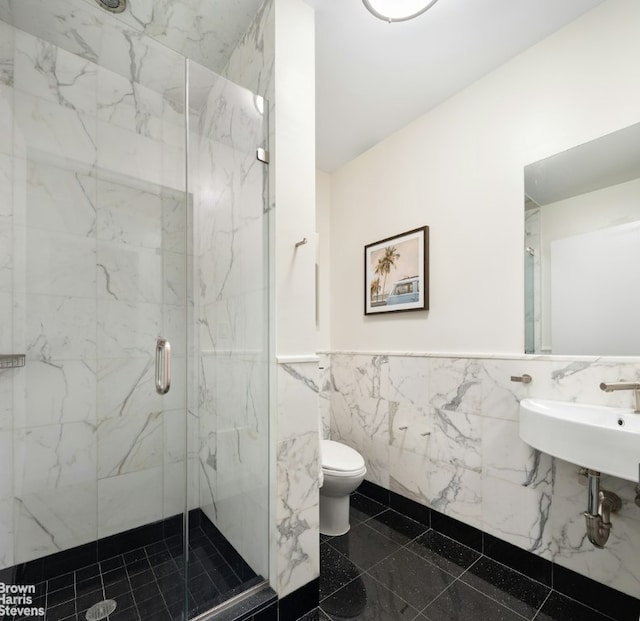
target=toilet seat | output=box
[323,464,367,478]
[322,440,365,473]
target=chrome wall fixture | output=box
[95,0,126,14]
[155,338,171,395]
[0,354,25,369]
[600,380,640,412]
[362,0,440,23]
[510,374,532,384]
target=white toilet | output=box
[320,440,367,536]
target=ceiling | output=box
[306,0,605,172]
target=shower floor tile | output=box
[312,492,622,621]
[5,518,258,621]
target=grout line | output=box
[122,546,147,620]
[399,537,464,580]
[360,569,423,618]
[532,590,552,620]
[443,572,532,620]
[414,576,462,617]
[485,556,552,592]
[318,573,360,605]
[139,539,174,619]
[544,589,620,621]
[362,532,458,615]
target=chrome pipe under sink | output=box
[583,469,622,549]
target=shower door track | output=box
[190,580,272,620]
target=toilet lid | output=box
[322,440,365,472]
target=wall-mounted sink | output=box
[519,398,640,482]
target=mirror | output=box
[524,122,640,356]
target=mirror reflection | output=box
[524,122,640,355]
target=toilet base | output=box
[320,493,351,536]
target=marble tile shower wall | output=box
[76,0,266,77]
[191,70,271,579]
[0,16,188,570]
[320,352,640,599]
[276,362,320,597]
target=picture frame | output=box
[364,226,429,315]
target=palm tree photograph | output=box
[364,226,429,315]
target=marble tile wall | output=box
[73,0,265,78]
[0,17,14,572]
[0,0,187,143]
[324,351,640,599]
[0,13,189,569]
[275,361,320,597]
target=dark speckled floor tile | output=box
[366,509,429,545]
[460,556,550,619]
[321,573,419,621]
[406,530,480,577]
[367,547,456,612]
[328,522,401,571]
[327,489,640,621]
[297,607,332,620]
[320,543,361,599]
[349,493,387,525]
[533,592,617,621]
[421,580,528,621]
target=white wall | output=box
[316,170,331,351]
[273,0,317,358]
[328,0,640,354]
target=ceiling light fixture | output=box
[362,0,439,23]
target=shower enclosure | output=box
[0,1,271,619]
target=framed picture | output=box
[364,226,429,315]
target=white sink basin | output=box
[519,398,640,482]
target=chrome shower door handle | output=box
[155,338,171,395]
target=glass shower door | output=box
[0,2,271,619]
[1,6,191,620]
[185,59,271,617]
